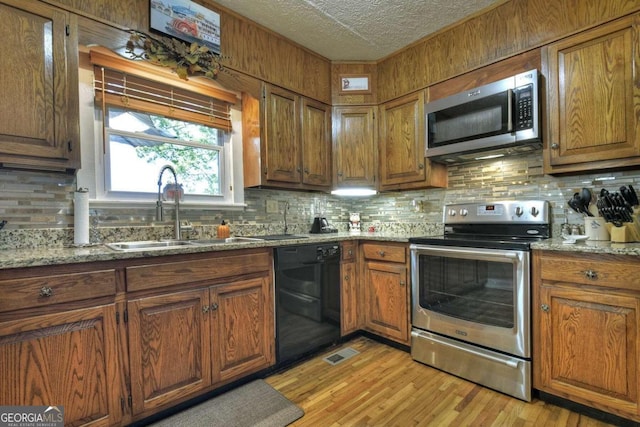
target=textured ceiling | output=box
[213,0,499,61]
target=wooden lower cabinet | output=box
[127,262,274,419]
[340,260,358,335]
[0,304,123,426]
[211,276,274,383]
[127,288,212,416]
[533,250,640,422]
[361,242,410,345]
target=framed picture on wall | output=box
[150,0,221,55]
[339,74,371,94]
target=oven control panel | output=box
[444,200,549,224]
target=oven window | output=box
[418,254,515,328]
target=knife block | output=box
[607,215,640,242]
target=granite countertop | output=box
[0,232,416,270]
[531,237,640,256]
[5,232,640,270]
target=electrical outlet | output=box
[266,199,279,213]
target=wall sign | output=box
[150,0,221,55]
[339,74,371,94]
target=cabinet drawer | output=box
[539,252,640,291]
[362,243,406,263]
[341,241,357,261]
[0,270,117,312]
[126,250,272,292]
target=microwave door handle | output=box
[507,89,514,132]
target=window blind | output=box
[90,48,235,131]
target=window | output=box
[105,106,227,198]
[79,47,243,208]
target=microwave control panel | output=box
[514,84,534,131]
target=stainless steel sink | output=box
[106,240,196,252]
[189,237,264,245]
[106,236,265,251]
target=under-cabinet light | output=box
[331,188,377,196]
[474,153,505,160]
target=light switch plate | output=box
[266,199,279,213]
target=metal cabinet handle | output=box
[348,249,353,256]
[39,286,54,298]
[202,305,210,314]
[541,304,549,312]
[399,280,406,286]
[583,270,598,280]
[344,275,350,281]
[551,143,559,149]
[418,163,424,169]
[377,250,385,257]
[210,303,219,311]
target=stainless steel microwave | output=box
[425,69,540,163]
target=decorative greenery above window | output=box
[126,30,225,80]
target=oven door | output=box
[410,244,530,358]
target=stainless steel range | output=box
[409,200,550,401]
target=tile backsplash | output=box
[2,151,640,248]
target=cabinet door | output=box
[262,84,300,183]
[128,289,211,415]
[379,91,426,187]
[210,276,274,384]
[301,98,332,188]
[545,14,640,171]
[0,0,79,170]
[537,285,639,417]
[363,260,409,344]
[341,261,359,335]
[333,106,376,187]
[0,305,122,427]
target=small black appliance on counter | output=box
[310,217,338,234]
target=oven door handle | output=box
[414,331,520,369]
[411,245,522,262]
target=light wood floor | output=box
[265,336,616,427]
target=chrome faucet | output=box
[156,165,181,240]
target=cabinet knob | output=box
[210,303,219,311]
[202,305,210,314]
[348,249,353,255]
[344,275,350,281]
[583,270,598,280]
[551,143,559,149]
[377,250,385,257]
[304,168,309,174]
[418,163,424,169]
[541,304,550,312]
[337,172,343,177]
[399,280,406,286]
[39,286,54,298]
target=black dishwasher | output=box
[275,243,341,366]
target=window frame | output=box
[76,52,245,210]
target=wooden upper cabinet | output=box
[301,98,332,187]
[333,106,377,188]
[0,0,79,171]
[243,84,331,191]
[263,84,300,184]
[378,91,447,190]
[543,13,640,173]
